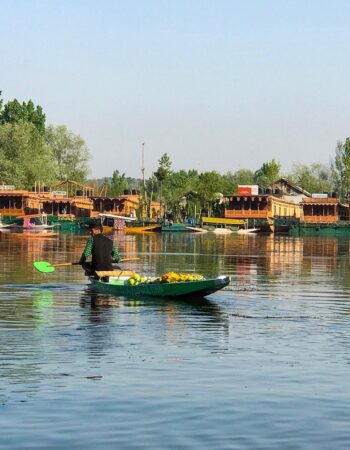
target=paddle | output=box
[33,258,139,273]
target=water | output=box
[1,231,350,449]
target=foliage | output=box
[108,170,129,196]
[331,139,350,201]
[196,171,224,216]
[0,98,46,135]
[0,122,56,188]
[45,124,90,182]
[221,169,255,194]
[286,163,333,195]
[254,159,281,188]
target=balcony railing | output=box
[225,210,268,219]
[303,215,338,223]
[0,208,24,216]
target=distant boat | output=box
[161,223,205,232]
[14,214,57,230]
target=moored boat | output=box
[14,214,57,230]
[125,224,162,233]
[90,275,230,298]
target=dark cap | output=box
[88,222,103,231]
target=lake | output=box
[1,231,350,449]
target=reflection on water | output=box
[1,233,350,449]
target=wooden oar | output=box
[33,257,139,273]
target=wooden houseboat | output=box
[223,194,303,233]
[289,196,350,235]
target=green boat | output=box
[89,275,230,298]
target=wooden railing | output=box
[303,215,338,223]
[225,210,268,219]
[0,208,24,216]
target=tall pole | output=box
[141,142,148,220]
[141,142,145,190]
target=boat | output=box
[98,212,137,233]
[14,214,57,230]
[161,223,204,232]
[90,275,230,298]
[125,224,162,233]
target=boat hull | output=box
[90,276,230,298]
[125,224,162,234]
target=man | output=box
[79,222,121,276]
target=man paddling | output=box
[79,222,121,276]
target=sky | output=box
[1,0,350,179]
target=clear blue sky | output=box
[1,0,350,178]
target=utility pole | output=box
[141,142,148,220]
[141,142,145,190]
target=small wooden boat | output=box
[90,275,230,298]
[161,223,204,232]
[14,214,57,230]
[125,224,162,234]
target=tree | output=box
[0,98,46,135]
[287,163,332,194]
[108,170,129,196]
[0,122,56,188]
[331,138,350,201]
[154,153,173,216]
[45,124,90,182]
[221,169,255,194]
[197,171,223,216]
[254,159,281,188]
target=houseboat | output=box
[289,195,350,236]
[223,193,303,233]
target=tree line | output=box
[2,92,350,218]
[102,147,350,220]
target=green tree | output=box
[254,159,281,188]
[45,124,90,182]
[108,170,129,196]
[287,163,332,194]
[0,122,56,188]
[0,98,46,135]
[221,169,255,194]
[197,171,223,216]
[331,139,350,200]
[154,153,173,215]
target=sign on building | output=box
[312,193,328,198]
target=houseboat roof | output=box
[0,190,30,196]
[274,177,311,197]
[224,193,301,206]
[302,198,337,204]
[302,197,348,208]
